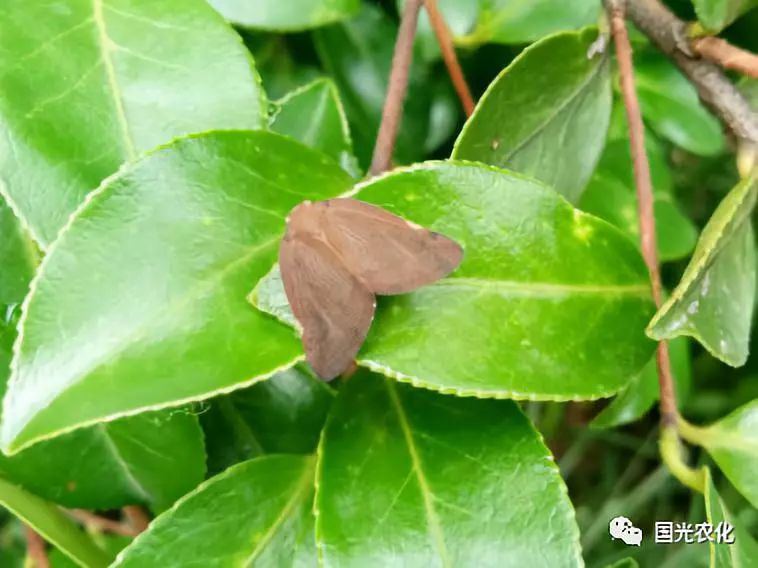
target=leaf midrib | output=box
[93,0,137,160]
[433,277,650,297]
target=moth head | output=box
[286,200,325,237]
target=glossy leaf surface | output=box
[1,131,352,453]
[693,0,758,32]
[0,199,37,306]
[452,28,612,202]
[208,0,359,31]
[114,455,316,567]
[648,176,757,367]
[254,162,655,400]
[0,0,266,247]
[316,371,582,566]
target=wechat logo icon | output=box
[609,516,643,546]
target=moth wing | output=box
[321,199,463,295]
[279,233,375,380]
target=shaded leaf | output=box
[271,79,360,177]
[316,371,582,566]
[0,0,266,247]
[254,162,655,400]
[0,199,38,306]
[634,52,725,156]
[704,468,758,567]
[114,455,316,567]
[201,366,334,475]
[605,560,639,568]
[457,0,599,46]
[313,4,432,168]
[452,28,612,202]
[579,139,698,261]
[693,0,758,32]
[695,399,758,509]
[647,176,757,367]
[1,131,352,453]
[591,337,691,428]
[0,477,110,567]
[208,0,359,31]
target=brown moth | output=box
[279,198,463,380]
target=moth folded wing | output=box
[320,198,463,295]
[279,233,375,380]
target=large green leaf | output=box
[0,477,111,568]
[704,468,758,567]
[313,4,432,168]
[201,366,334,476]
[691,400,758,509]
[0,0,266,248]
[315,371,582,566]
[693,0,758,32]
[0,199,38,307]
[452,28,612,203]
[0,211,204,511]
[208,0,359,31]
[1,131,352,453]
[271,79,359,177]
[114,455,316,567]
[579,139,698,261]
[647,176,757,367]
[634,52,725,157]
[254,162,655,400]
[457,0,599,46]
[591,336,691,428]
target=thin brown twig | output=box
[122,505,150,534]
[369,0,424,175]
[606,0,678,428]
[423,0,475,116]
[68,509,141,537]
[624,0,758,146]
[25,526,50,568]
[691,36,758,79]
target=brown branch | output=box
[25,526,50,568]
[606,0,678,428]
[624,0,758,146]
[691,36,758,79]
[122,505,150,534]
[423,0,475,116]
[68,509,141,537]
[369,0,424,175]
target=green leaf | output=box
[201,366,334,476]
[647,175,757,367]
[1,131,352,453]
[0,477,111,568]
[579,139,698,261]
[0,216,204,511]
[693,400,758,510]
[315,371,582,566]
[114,455,316,567]
[452,28,612,203]
[208,0,359,31]
[458,0,600,46]
[591,336,691,428]
[313,4,432,168]
[605,560,639,568]
[0,411,205,513]
[693,0,758,32]
[0,0,266,248]
[271,79,360,177]
[704,468,758,567]
[634,53,725,156]
[398,0,479,61]
[254,162,656,400]
[0,199,38,307]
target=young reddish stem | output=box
[607,0,678,427]
[691,36,758,79]
[423,0,475,116]
[25,526,50,568]
[369,0,424,175]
